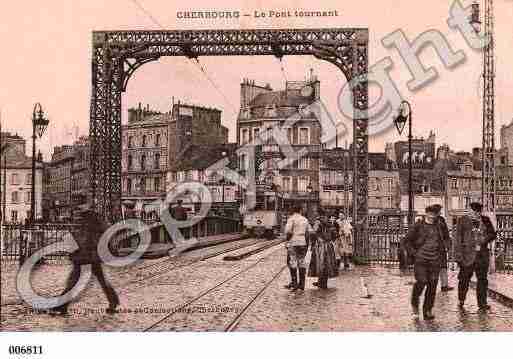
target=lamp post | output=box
[30,103,49,225]
[394,100,414,227]
[306,182,313,221]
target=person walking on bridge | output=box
[454,202,496,311]
[308,212,339,289]
[404,205,450,320]
[284,205,309,292]
[51,205,120,316]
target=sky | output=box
[1,0,513,160]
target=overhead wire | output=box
[128,0,236,111]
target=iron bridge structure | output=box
[89,28,370,235]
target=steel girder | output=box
[90,28,369,231]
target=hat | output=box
[469,202,483,212]
[425,204,442,214]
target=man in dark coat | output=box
[435,209,454,292]
[51,206,120,315]
[404,204,451,320]
[454,202,496,311]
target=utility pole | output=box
[480,0,496,213]
[343,140,350,218]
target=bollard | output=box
[360,277,372,299]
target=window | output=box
[25,174,32,185]
[154,177,161,192]
[239,154,247,171]
[154,153,160,169]
[142,135,147,147]
[139,178,146,192]
[11,191,19,203]
[298,156,309,170]
[241,129,249,145]
[24,191,30,204]
[299,128,309,145]
[322,172,330,185]
[155,134,161,147]
[451,179,458,190]
[186,171,193,181]
[284,127,293,144]
[11,210,18,223]
[126,178,132,193]
[253,128,260,142]
[464,196,471,209]
[298,177,309,192]
[266,127,272,143]
[11,173,19,185]
[282,177,291,192]
[128,155,133,170]
[171,172,177,182]
[128,136,133,148]
[140,155,146,170]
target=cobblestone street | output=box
[1,241,512,331]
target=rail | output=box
[353,225,513,273]
[1,216,242,266]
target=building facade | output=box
[122,102,228,219]
[0,132,43,224]
[444,160,482,226]
[236,74,322,216]
[44,145,75,220]
[500,119,513,165]
[167,143,238,216]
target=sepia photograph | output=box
[1,0,513,357]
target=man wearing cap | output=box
[404,204,451,320]
[431,205,454,292]
[454,202,496,311]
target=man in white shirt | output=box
[284,205,310,291]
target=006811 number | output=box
[8,345,43,355]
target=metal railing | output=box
[1,223,80,264]
[109,215,242,254]
[1,216,242,266]
[353,225,513,273]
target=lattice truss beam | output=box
[482,0,495,213]
[90,28,369,225]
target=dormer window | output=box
[243,107,251,119]
[265,104,277,117]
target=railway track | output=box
[0,238,280,309]
[143,243,286,332]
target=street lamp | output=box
[470,2,481,34]
[30,103,49,225]
[394,100,414,227]
[306,182,313,220]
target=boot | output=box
[319,276,328,289]
[289,268,298,291]
[297,268,306,291]
[284,268,297,289]
[106,298,120,315]
[423,310,435,321]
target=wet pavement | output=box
[1,243,512,331]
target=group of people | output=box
[283,205,353,291]
[402,202,496,321]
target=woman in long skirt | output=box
[308,215,339,289]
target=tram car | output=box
[242,190,284,240]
